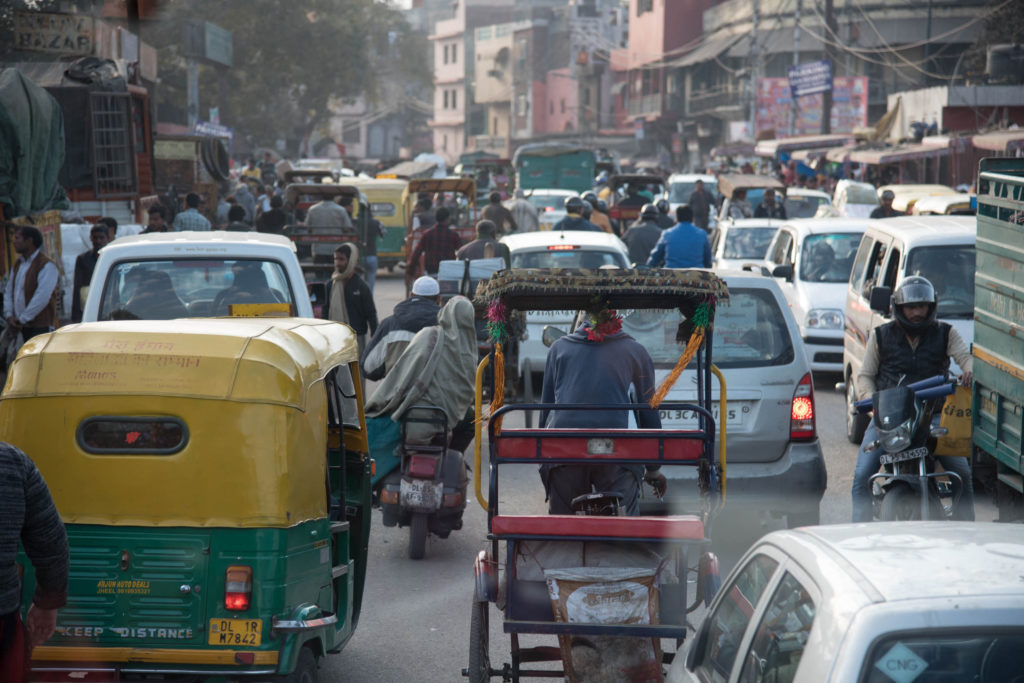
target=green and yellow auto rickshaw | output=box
[6,318,372,681]
[343,176,410,271]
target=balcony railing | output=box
[471,135,507,153]
[687,85,742,115]
[626,93,663,117]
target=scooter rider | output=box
[851,276,974,522]
[653,198,675,229]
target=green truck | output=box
[973,157,1024,521]
[512,143,597,194]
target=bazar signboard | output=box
[14,11,94,55]
[787,59,833,97]
[756,76,868,137]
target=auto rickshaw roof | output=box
[473,268,729,312]
[282,169,335,183]
[283,183,360,204]
[716,174,785,198]
[4,318,359,407]
[376,160,439,179]
[401,176,477,202]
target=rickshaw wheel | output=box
[468,598,490,682]
[278,646,318,683]
[409,513,429,560]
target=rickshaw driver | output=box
[539,308,667,515]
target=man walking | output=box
[481,191,518,236]
[688,179,713,231]
[323,243,378,359]
[870,189,903,218]
[1,443,69,681]
[407,207,462,278]
[646,206,712,268]
[172,193,212,231]
[4,227,59,341]
[71,224,110,322]
[505,189,539,233]
[362,276,441,381]
[144,205,169,233]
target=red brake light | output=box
[408,455,439,478]
[225,566,252,611]
[790,373,816,441]
[608,207,622,219]
[547,244,579,251]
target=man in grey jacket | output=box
[1,443,68,679]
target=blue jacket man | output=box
[646,205,712,268]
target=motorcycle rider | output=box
[552,196,601,232]
[622,204,663,267]
[653,198,675,229]
[362,276,441,381]
[851,276,974,522]
[583,192,614,234]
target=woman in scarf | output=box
[322,242,378,359]
[364,296,478,500]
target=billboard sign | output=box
[756,76,869,137]
[14,11,94,55]
[787,60,833,97]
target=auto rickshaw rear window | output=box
[77,417,188,454]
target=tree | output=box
[147,0,431,155]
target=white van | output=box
[841,215,976,441]
[82,231,313,322]
[762,218,868,374]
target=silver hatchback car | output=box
[627,270,826,526]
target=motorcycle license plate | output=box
[400,478,442,510]
[879,446,929,466]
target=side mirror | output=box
[542,325,568,347]
[771,264,794,281]
[869,286,892,314]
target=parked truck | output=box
[972,157,1024,521]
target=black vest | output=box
[875,320,951,390]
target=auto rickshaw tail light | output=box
[225,565,252,611]
[790,373,816,441]
[408,455,439,478]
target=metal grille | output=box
[90,92,137,198]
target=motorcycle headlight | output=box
[805,309,844,330]
[878,420,912,454]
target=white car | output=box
[710,219,781,270]
[523,189,578,231]
[763,218,868,373]
[82,231,313,322]
[833,179,879,217]
[500,230,629,387]
[671,522,1024,682]
[783,188,834,218]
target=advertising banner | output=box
[756,76,868,137]
[787,60,833,97]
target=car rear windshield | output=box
[860,631,1024,682]
[511,249,627,270]
[723,227,778,259]
[799,233,863,283]
[906,245,976,318]
[528,193,573,211]
[785,194,831,218]
[620,287,794,368]
[97,258,296,320]
[844,185,879,204]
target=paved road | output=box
[323,270,993,682]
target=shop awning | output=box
[755,134,856,157]
[668,34,743,68]
[847,143,950,165]
[972,129,1024,152]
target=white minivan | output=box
[762,218,868,374]
[841,215,976,442]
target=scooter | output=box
[854,375,960,521]
[379,406,468,559]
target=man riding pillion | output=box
[851,276,974,522]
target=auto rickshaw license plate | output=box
[208,618,262,646]
[400,478,442,509]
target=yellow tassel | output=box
[488,343,505,434]
[649,330,705,409]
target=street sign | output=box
[14,11,94,55]
[194,121,233,141]
[204,22,233,67]
[787,60,832,98]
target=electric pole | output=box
[792,0,801,136]
[821,0,836,134]
[749,0,759,136]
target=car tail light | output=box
[547,244,579,251]
[225,566,252,611]
[408,455,438,478]
[608,207,622,220]
[790,373,816,441]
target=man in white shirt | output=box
[4,226,59,341]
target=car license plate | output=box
[879,446,929,466]
[658,403,748,428]
[400,478,442,510]
[208,618,261,646]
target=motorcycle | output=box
[379,406,469,559]
[855,375,961,521]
